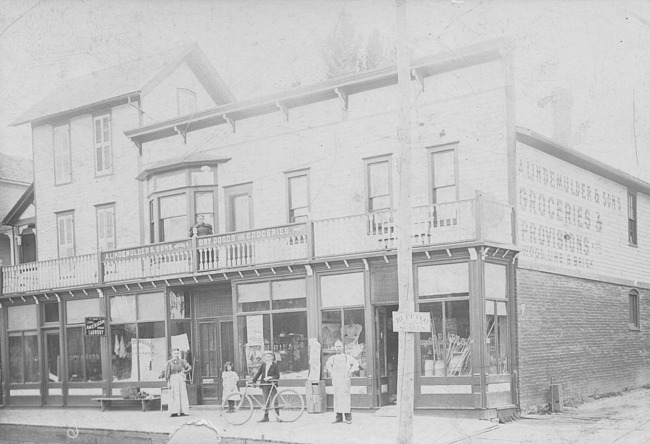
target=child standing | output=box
[222,361,239,413]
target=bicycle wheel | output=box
[273,389,305,422]
[221,393,254,425]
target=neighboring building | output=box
[0,39,647,418]
[0,154,33,267]
[2,184,37,265]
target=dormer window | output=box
[177,88,197,116]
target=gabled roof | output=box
[516,127,650,195]
[0,153,33,184]
[13,43,235,126]
[2,183,34,226]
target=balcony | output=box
[0,197,513,296]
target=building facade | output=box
[1,39,648,417]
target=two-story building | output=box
[1,38,648,418]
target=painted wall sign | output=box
[393,312,432,332]
[197,223,306,248]
[103,240,191,260]
[517,142,650,282]
[85,317,105,336]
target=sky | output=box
[1,0,649,180]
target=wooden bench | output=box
[92,396,161,412]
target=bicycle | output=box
[221,381,305,425]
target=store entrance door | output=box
[43,329,63,406]
[197,319,234,404]
[374,305,399,407]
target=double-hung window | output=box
[94,114,112,175]
[96,204,116,251]
[53,124,72,185]
[286,170,310,223]
[628,192,637,246]
[57,211,75,258]
[365,156,392,212]
[429,145,457,204]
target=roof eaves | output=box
[516,127,650,195]
[136,156,231,181]
[125,37,511,144]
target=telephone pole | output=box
[395,1,415,443]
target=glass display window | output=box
[8,332,40,383]
[321,308,366,378]
[486,300,509,375]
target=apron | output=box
[169,373,189,414]
[330,354,353,413]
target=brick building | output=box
[0,39,648,417]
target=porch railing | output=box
[0,198,513,295]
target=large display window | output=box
[485,262,510,375]
[417,263,471,377]
[237,279,308,379]
[67,298,103,382]
[7,305,40,384]
[319,272,367,377]
[110,293,167,382]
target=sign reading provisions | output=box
[392,312,431,332]
[85,317,106,336]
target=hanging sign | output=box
[392,312,431,332]
[85,317,106,336]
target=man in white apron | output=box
[325,340,359,424]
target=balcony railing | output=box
[0,198,513,296]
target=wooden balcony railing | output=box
[0,198,513,296]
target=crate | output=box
[305,380,327,414]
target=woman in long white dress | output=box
[165,348,192,417]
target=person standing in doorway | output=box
[189,214,213,237]
[325,339,359,424]
[252,350,281,422]
[165,348,192,417]
[222,361,239,413]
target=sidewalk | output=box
[1,388,649,443]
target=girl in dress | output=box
[222,361,239,412]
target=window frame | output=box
[628,192,637,246]
[224,182,254,232]
[96,203,116,251]
[364,154,393,213]
[428,143,459,204]
[285,169,311,223]
[629,289,640,330]
[93,113,112,176]
[177,88,197,116]
[56,211,75,258]
[53,122,72,186]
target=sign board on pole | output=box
[392,312,431,332]
[85,317,106,336]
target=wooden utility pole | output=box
[395,0,414,443]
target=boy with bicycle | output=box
[252,350,281,422]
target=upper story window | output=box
[177,88,197,116]
[628,192,637,246]
[94,114,112,175]
[286,170,310,223]
[225,183,253,232]
[365,156,392,212]
[429,144,457,204]
[53,123,72,185]
[56,211,75,258]
[96,204,116,251]
[145,165,219,243]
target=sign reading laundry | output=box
[85,317,105,336]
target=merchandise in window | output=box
[67,328,103,382]
[237,279,308,379]
[321,308,367,377]
[486,301,509,374]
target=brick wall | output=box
[516,268,650,409]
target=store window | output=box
[66,298,103,382]
[418,263,471,376]
[110,293,166,382]
[237,279,308,379]
[7,305,40,384]
[170,290,193,363]
[286,170,310,223]
[365,156,392,212]
[485,262,509,375]
[629,289,640,329]
[429,145,457,204]
[320,272,367,377]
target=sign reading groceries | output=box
[392,312,431,332]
